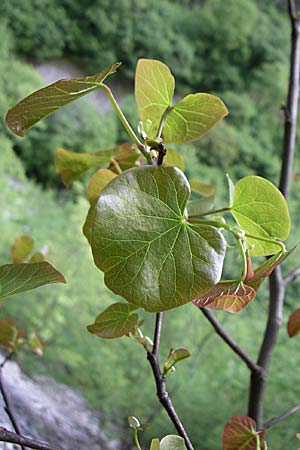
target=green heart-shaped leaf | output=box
[0,262,66,300]
[231,176,291,256]
[6,62,121,136]
[87,169,117,206]
[55,147,118,186]
[135,59,175,139]
[193,281,256,313]
[87,302,139,339]
[89,166,226,312]
[160,435,187,450]
[162,93,228,144]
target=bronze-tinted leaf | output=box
[11,235,34,263]
[6,62,121,136]
[246,247,295,291]
[0,319,18,350]
[55,147,118,186]
[287,309,300,338]
[222,416,264,450]
[108,143,141,173]
[193,281,256,313]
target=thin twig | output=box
[147,313,194,450]
[283,267,300,286]
[200,308,263,374]
[0,427,61,450]
[264,404,300,429]
[0,354,26,450]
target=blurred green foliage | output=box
[1,1,300,449]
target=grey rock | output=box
[0,357,119,450]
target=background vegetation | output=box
[1,1,300,448]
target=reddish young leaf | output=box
[0,319,18,350]
[222,416,263,450]
[108,143,141,173]
[193,282,256,313]
[246,247,295,291]
[287,309,300,338]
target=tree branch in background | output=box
[200,308,262,374]
[264,404,300,429]
[0,353,26,450]
[0,427,61,450]
[248,0,300,428]
[147,313,194,450]
[283,267,300,286]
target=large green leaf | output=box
[231,176,291,256]
[87,302,138,339]
[0,262,66,300]
[55,147,118,186]
[6,62,121,136]
[135,59,175,139]
[162,93,228,144]
[160,435,187,450]
[89,166,226,312]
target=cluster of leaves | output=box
[5,56,297,450]
[0,235,65,355]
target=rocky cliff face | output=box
[0,356,119,450]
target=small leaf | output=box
[187,197,214,217]
[0,262,66,300]
[108,143,141,173]
[6,62,121,136]
[231,176,291,256]
[164,148,185,171]
[189,179,214,197]
[88,166,226,312]
[226,174,235,208]
[193,281,256,313]
[87,302,139,339]
[160,435,188,450]
[29,252,47,263]
[135,59,175,139]
[287,309,300,338]
[128,416,140,429]
[246,248,295,291]
[11,236,34,263]
[28,332,44,356]
[55,147,118,186]
[172,348,191,363]
[150,438,160,450]
[222,416,262,450]
[87,169,117,206]
[162,93,228,144]
[0,319,18,350]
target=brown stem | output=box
[264,404,300,429]
[283,266,300,286]
[247,1,300,428]
[0,427,61,450]
[200,308,263,374]
[0,354,26,450]
[147,313,194,450]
